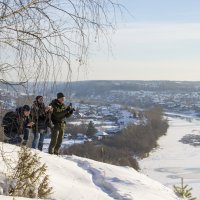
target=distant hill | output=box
[1,80,200,96]
[69,80,200,97]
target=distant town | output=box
[1,80,200,146]
[70,80,200,116]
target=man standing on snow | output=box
[48,92,74,155]
[31,96,52,151]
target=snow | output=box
[101,125,119,130]
[0,196,29,200]
[140,115,200,199]
[42,138,86,152]
[0,142,180,200]
[95,131,109,136]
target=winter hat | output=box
[36,95,43,101]
[57,92,65,99]
[23,105,31,111]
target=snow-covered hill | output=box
[0,143,180,200]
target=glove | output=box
[69,109,74,114]
[66,104,75,114]
[65,106,71,112]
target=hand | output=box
[27,122,34,127]
[66,106,71,112]
[69,108,75,114]
[45,106,53,112]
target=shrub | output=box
[65,123,87,138]
[63,143,139,170]
[8,146,53,199]
[174,178,197,200]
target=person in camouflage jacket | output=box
[48,92,74,155]
[2,105,33,145]
[31,96,52,151]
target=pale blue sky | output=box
[124,0,200,23]
[76,0,200,81]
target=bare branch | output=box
[0,0,124,90]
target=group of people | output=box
[2,92,74,155]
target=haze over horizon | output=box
[74,0,200,82]
[2,1,200,83]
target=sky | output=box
[76,0,200,81]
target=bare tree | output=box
[0,0,123,90]
[0,2,124,192]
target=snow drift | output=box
[0,142,180,200]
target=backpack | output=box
[2,111,16,126]
[2,111,18,138]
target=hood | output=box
[33,100,45,107]
[16,107,24,116]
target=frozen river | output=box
[140,114,200,199]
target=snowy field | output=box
[140,115,200,199]
[0,143,180,200]
[42,138,86,153]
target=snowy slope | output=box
[0,142,180,200]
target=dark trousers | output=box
[5,128,29,144]
[48,123,65,154]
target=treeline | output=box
[63,143,139,170]
[103,107,169,157]
[62,107,169,170]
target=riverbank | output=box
[63,108,168,170]
[140,116,200,199]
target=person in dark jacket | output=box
[48,92,74,155]
[3,105,34,145]
[31,96,52,151]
